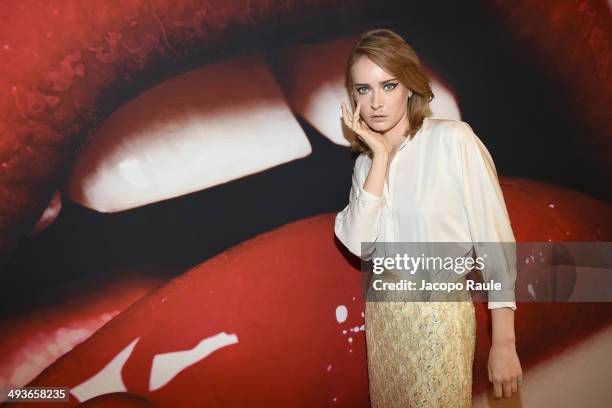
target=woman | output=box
[334,29,523,407]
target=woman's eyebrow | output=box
[353,78,397,86]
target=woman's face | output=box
[350,55,411,133]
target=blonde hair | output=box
[344,28,434,153]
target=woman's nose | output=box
[371,92,383,110]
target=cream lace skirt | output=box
[365,274,477,407]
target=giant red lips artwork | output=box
[1,0,611,407]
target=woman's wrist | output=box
[492,336,516,346]
[371,149,389,161]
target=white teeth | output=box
[63,54,311,213]
[275,37,357,146]
[275,37,461,145]
[426,75,461,120]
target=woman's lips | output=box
[370,116,387,122]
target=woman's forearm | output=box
[363,151,389,198]
[490,307,516,344]
[333,151,389,260]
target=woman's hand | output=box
[488,340,523,399]
[341,101,389,156]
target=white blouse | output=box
[334,117,517,310]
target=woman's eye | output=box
[384,82,398,91]
[356,83,397,95]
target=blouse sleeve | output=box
[455,122,518,311]
[334,154,385,261]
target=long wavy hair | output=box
[344,28,434,154]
